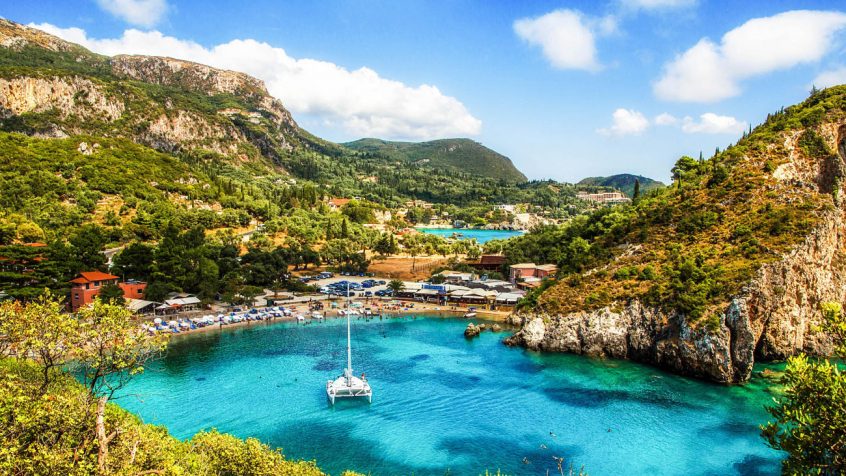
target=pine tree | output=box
[632,179,641,201]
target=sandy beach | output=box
[159,298,513,338]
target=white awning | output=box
[164,296,201,306]
[496,293,523,302]
[126,299,159,311]
[415,289,440,296]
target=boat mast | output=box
[346,281,352,381]
[347,311,352,377]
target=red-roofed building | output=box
[468,254,507,271]
[327,198,352,210]
[509,263,558,283]
[70,271,147,311]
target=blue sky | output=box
[3,0,846,182]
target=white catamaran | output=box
[326,283,372,404]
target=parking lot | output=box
[298,273,394,298]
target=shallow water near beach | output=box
[116,316,783,475]
[417,228,524,243]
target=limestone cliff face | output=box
[0,20,298,167]
[0,76,124,121]
[110,55,266,98]
[507,124,846,384]
[0,19,84,52]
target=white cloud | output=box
[813,66,846,88]
[29,23,481,140]
[95,0,169,28]
[598,108,650,136]
[654,10,846,102]
[681,113,747,134]
[514,9,616,71]
[620,0,697,11]
[654,112,678,125]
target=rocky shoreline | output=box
[505,201,846,384]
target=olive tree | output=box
[0,294,79,393]
[73,300,168,472]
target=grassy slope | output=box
[577,174,665,197]
[512,86,846,328]
[343,138,528,183]
[0,131,280,236]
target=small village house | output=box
[576,191,631,204]
[467,254,506,271]
[69,271,147,311]
[509,263,558,283]
[327,198,352,211]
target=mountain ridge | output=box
[343,137,528,183]
[577,173,665,197]
[0,19,523,184]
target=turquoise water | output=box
[417,228,524,243]
[117,316,783,475]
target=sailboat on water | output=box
[326,283,372,405]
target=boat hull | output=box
[326,375,372,405]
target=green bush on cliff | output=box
[762,302,846,474]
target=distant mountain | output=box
[343,138,528,183]
[577,174,665,197]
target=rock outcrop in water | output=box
[506,105,846,384]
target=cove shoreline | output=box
[157,300,514,340]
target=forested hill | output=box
[503,85,846,383]
[343,138,528,183]
[0,18,603,270]
[577,174,664,197]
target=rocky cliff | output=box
[0,19,301,169]
[506,98,846,383]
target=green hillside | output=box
[505,85,846,328]
[577,174,665,197]
[0,20,594,215]
[343,138,528,183]
[0,18,608,304]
